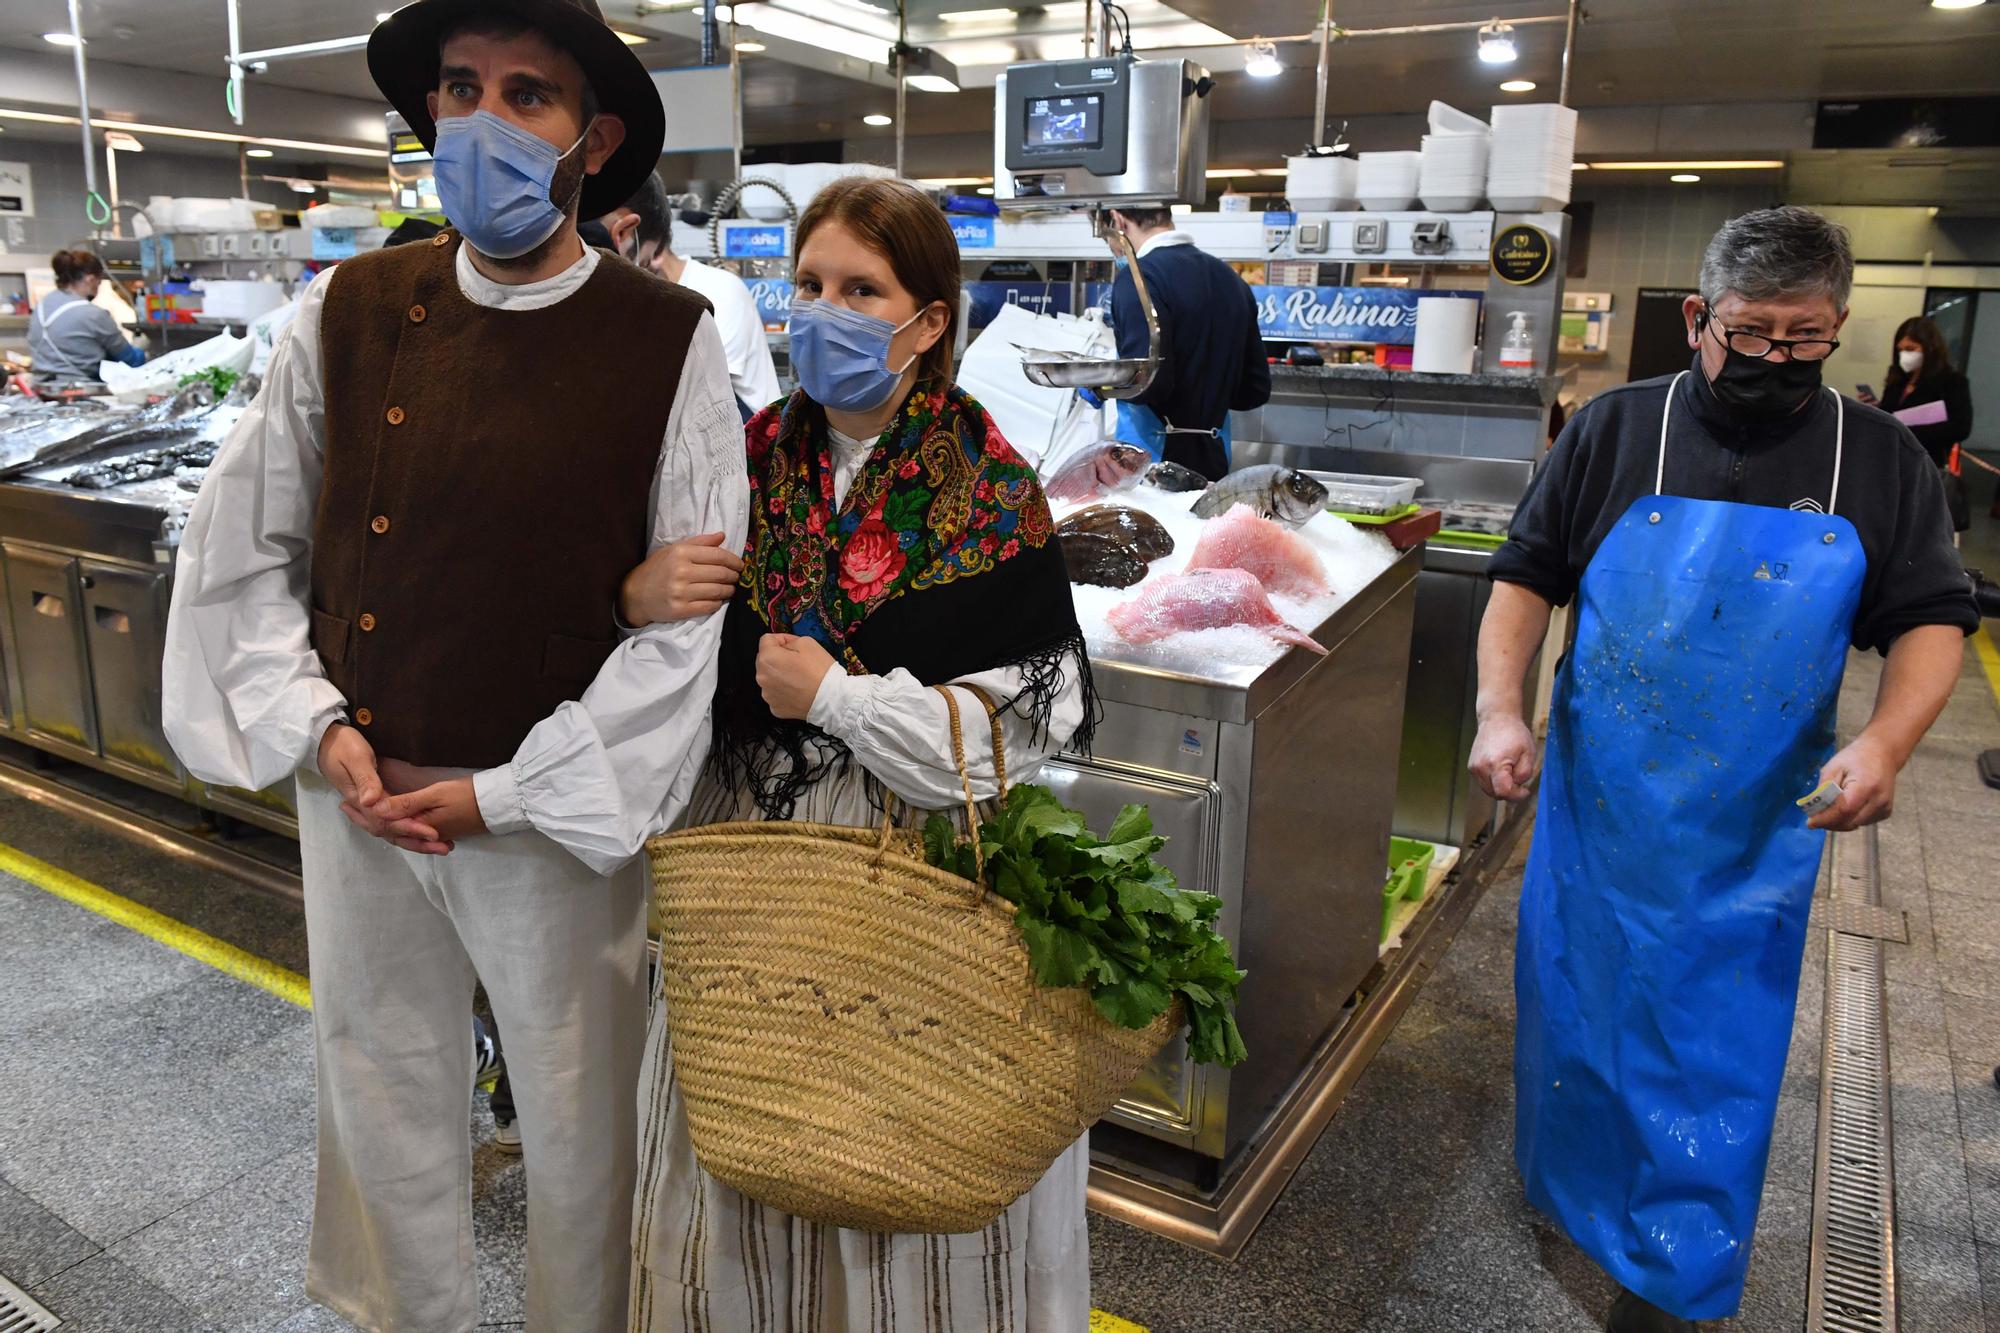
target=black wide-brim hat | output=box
[369,0,664,220]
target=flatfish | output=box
[1056,504,1175,563]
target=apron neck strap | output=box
[1655,370,1845,516]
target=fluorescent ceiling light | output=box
[1670,173,1701,183]
[0,108,385,159]
[863,113,893,126]
[1244,37,1283,78]
[735,5,891,62]
[734,40,766,51]
[105,131,143,152]
[1476,19,1517,64]
[42,31,83,47]
[1205,167,1260,178]
[1931,0,1986,8]
[246,147,275,158]
[1584,159,1784,170]
[287,179,318,194]
[612,29,649,45]
[939,7,1016,20]
[915,176,990,186]
[907,73,960,92]
[899,46,962,92]
[1499,79,1536,92]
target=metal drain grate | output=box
[0,1274,60,1331]
[1806,826,1898,1333]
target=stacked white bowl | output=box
[1356,151,1422,211]
[1487,103,1578,212]
[1285,153,1359,212]
[1419,133,1490,212]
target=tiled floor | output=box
[2,502,1997,1330]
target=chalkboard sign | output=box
[1629,287,1699,383]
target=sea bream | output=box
[1042,443,1149,504]
[1190,465,1329,526]
[1106,568,1327,656]
[1144,460,1209,493]
[1186,505,1328,597]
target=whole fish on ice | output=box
[1059,531,1148,589]
[1186,505,1328,597]
[1056,504,1175,563]
[1191,465,1328,526]
[1144,460,1209,493]
[1043,443,1149,504]
[1106,568,1327,656]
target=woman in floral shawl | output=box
[618,176,1095,1332]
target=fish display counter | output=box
[1033,453,1422,1232]
[0,383,298,833]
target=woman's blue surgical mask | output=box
[788,297,928,413]
[433,110,590,260]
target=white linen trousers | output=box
[297,770,649,1333]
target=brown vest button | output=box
[370,515,390,535]
[358,612,377,632]
[432,232,451,247]
[386,406,405,426]
[354,707,374,726]
[409,304,427,324]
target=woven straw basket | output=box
[645,686,1179,1235]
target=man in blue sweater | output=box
[1105,205,1270,480]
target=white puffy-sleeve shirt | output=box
[163,239,750,874]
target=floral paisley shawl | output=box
[714,379,1095,818]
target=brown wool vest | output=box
[311,232,709,768]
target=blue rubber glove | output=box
[1078,387,1104,409]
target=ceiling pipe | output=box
[65,0,110,228]
[1312,0,1333,149]
[1558,0,1581,106]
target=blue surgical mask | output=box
[433,110,589,260]
[788,298,927,413]
[1113,254,1130,271]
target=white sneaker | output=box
[494,1116,522,1155]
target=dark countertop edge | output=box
[1266,363,1571,405]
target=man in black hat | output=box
[163,3,747,1329]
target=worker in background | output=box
[1101,204,1270,481]
[602,171,780,420]
[1470,206,1978,1333]
[161,0,747,1327]
[1860,315,1975,537]
[28,248,146,382]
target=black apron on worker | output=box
[1515,373,1866,1320]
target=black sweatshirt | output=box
[1110,239,1272,432]
[1490,357,1980,653]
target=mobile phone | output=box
[1855,383,1875,400]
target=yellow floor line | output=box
[1089,1312,1148,1333]
[0,839,311,1010]
[1975,624,2000,710]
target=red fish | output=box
[1043,443,1150,504]
[1185,504,1328,598]
[1106,568,1327,656]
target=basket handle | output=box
[934,685,986,881]
[956,683,1009,801]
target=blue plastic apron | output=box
[1515,375,1865,1320]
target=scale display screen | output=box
[1024,94,1103,150]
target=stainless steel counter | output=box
[1055,545,1421,1177]
[0,479,298,834]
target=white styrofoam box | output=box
[302,203,382,229]
[1286,155,1358,210]
[739,164,791,220]
[194,280,289,323]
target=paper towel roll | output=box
[1412,297,1480,375]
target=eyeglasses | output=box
[1703,305,1840,363]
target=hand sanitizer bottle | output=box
[1499,310,1536,375]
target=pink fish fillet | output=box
[1184,504,1329,597]
[1106,568,1328,656]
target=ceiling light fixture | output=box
[1204,167,1260,178]
[287,179,319,194]
[1584,159,1784,170]
[1244,37,1283,78]
[0,107,385,159]
[105,131,143,152]
[1930,0,1986,8]
[1670,173,1701,183]
[863,113,894,126]
[938,7,1016,20]
[1499,79,1536,92]
[899,45,962,93]
[246,147,275,158]
[734,40,766,51]
[1476,19,1517,64]
[976,186,994,195]
[42,31,83,47]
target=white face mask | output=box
[1897,349,1923,374]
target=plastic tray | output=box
[1331,502,1422,526]
[1304,471,1421,516]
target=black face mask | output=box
[1701,319,1824,420]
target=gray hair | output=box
[1699,206,1854,311]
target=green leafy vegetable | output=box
[924,785,1247,1067]
[177,367,241,398]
